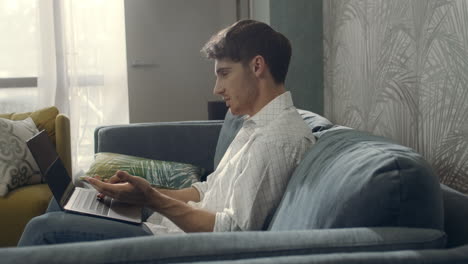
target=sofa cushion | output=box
[297,109,333,134]
[441,184,468,247]
[0,184,52,246]
[85,152,203,189]
[213,109,333,170]
[11,106,59,145]
[0,117,42,196]
[0,113,13,119]
[269,129,444,231]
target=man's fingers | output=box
[116,170,138,184]
[107,174,123,184]
[86,177,116,197]
[86,172,148,205]
[86,177,105,191]
[116,170,149,190]
[116,170,130,178]
[92,175,102,181]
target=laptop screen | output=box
[26,130,58,175]
[26,130,74,207]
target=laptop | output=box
[27,130,142,224]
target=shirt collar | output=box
[244,91,294,128]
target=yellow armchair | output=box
[0,106,71,247]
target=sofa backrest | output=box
[0,106,72,175]
[213,111,245,169]
[1,106,59,145]
[268,128,444,231]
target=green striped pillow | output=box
[85,152,203,189]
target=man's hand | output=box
[87,170,215,232]
[85,170,155,206]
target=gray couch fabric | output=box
[0,228,446,264]
[94,120,223,178]
[188,245,468,264]
[297,109,334,133]
[213,111,244,169]
[441,184,468,247]
[270,129,444,231]
[1,109,466,263]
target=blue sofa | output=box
[1,110,468,263]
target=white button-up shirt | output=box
[144,91,315,234]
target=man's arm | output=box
[147,189,215,232]
[93,173,201,203]
[155,187,201,203]
[86,171,215,232]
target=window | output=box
[0,0,39,113]
[1,0,129,174]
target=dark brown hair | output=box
[201,20,292,84]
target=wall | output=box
[270,0,323,114]
[324,0,468,193]
[250,0,270,24]
[124,0,237,123]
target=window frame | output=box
[0,77,37,88]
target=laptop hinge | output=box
[60,183,75,208]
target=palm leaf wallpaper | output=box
[324,0,468,193]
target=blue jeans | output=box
[17,198,153,246]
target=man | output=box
[18,19,315,245]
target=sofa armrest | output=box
[0,228,446,263]
[55,113,72,176]
[94,120,223,176]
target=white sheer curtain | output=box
[37,0,57,108]
[37,0,129,174]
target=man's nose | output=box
[213,81,223,95]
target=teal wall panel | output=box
[270,0,323,114]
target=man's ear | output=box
[250,55,266,77]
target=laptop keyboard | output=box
[75,190,110,215]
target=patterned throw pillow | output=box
[0,117,41,196]
[85,152,204,189]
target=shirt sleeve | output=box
[191,180,209,201]
[213,139,309,232]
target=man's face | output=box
[213,58,259,116]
